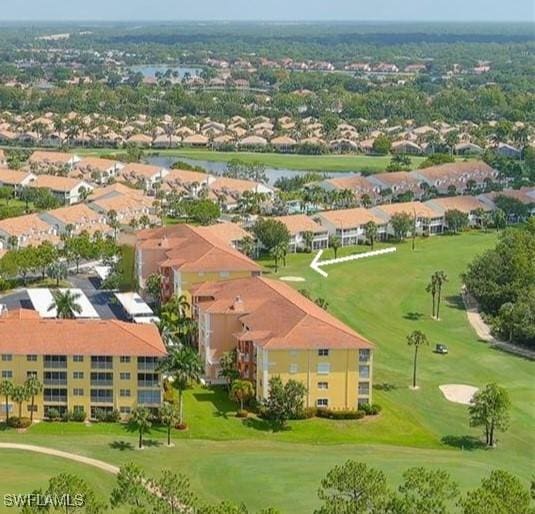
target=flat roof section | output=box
[26,288,100,319]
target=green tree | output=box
[270,242,287,273]
[433,271,448,320]
[407,330,429,389]
[315,460,390,514]
[302,231,314,252]
[230,379,254,411]
[218,350,240,391]
[460,470,533,514]
[148,470,197,514]
[130,406,152,449]
[110,462,148,511]
[48,289,83,319]
[328,235,341,258]
[240,235,256,258]
[390,212,412,240]
[372,135,392,155]
[0,380,13,422]
[364,221,378,250]
[145,272,164,310]
[158,345,203,426]
[426,274,438,318]
[444,209,469,234]
[263,376,307,430]
[469,383,511,447]
[252,218,290,252]
[11,384,30,419]
[391,467,459,514]
[160,401,180,446]
[47,472,106,513]
[25,376,42,423]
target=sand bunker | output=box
[439,384,479,405]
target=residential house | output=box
[367,171,423,201]
[28,151,81,173]
[318,175,379,205]
[39,204,111,238]
[73,157,124,184]
[32,175,93,205]
[0,214,59,250]
[273,214,329,252]
[0,310,166,420]
[317,208,386,246]
[0,168,36,192]
[119,163,169,191]
[191,276,374,409]
[371,201,443,236]
[135,224,262,300]
[425,196,492,228]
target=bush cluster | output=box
[7,416,32,428]
[358,403,383,415]
[316,408,366,420]
[93,409,121,423]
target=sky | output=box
[3,0,534,22]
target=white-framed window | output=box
[358,382,370,396]
[73,388,84,396]
[317,382,328,390]
[316,398,329,407]
[1,354,12,361]
[73,371,84,379]
[120,372,131,380]
[317,363,330,375]
[73,355,84,362]
[26,371,38,379]
[359,365,370,379]
[289,363,298,374]
[359,349,370,362]
[119,406,131,414]
[120,389,131,397]
[120,356,131,363]
[219,271,230,278]
[27,354,38,362]
[318,349,329,357]
[1,370,12,379]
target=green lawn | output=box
[77,147,429,173]
[1,230,533,513]
[117,244,137,291]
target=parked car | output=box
[435,343,449,354]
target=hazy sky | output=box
[4,0,534,22]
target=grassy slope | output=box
[1,231,533,513]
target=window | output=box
[119,406,131,414]
[317,363,330,375]
[73,405,85,415]
[27,371,38,379]
[316,398,329,407]
[90,389,113,403]
[73,371,84,379]
[90,372,113,386]
[1,370,12,379]
[317,382,329,390]
[358,398,369,408]
[43,355,67,368]
[44,371,67,385]
[137,390,161,405]
[1,354,12,361]
[73,355,84,362]
[120,372,131,380]
[219,271,230,278]
[289,363,298,374]
[120,389,131,397]
[43,388,67,402]
[26,354,38,362]
[359,349,370,362]
[359,365,370,379]
[318,349,329,357]
[358,382,370,396]
[91,356,113,369]
[119,356,131,364]
[73,388,84,396]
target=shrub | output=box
[316,408,365,420]
[358,403,382,416]
[7,416,32,429]
[71,409,87,422]
[93,409,120,423]
[236,409,249,418]
[46,408,61,421]
[302,406,318,419]
[61,410,73,422]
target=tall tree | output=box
[0,380,13,422]
[130,406,152,449]
[364,221,378,250]
[230,379,254,411]
[426,274,438,319]
[25,376,42,423]
[469,383,511,447]
[11,384,30,419]
[315,460,390,514]
[110,463,148,511]
[433,271,448,320]
[328,235,341,258]
[407,330,429,389]
[160,401,180,446]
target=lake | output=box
[130,65,203,79]
[146,156,355,186]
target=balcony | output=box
[91,361,113,370]
[90,380,113,387]
[43,379,67,386]
[43,360,67,369]
[137,380,160,388]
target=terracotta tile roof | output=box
[425,196,491,214]
[76,157,121,172]
[209,176,268,194]
[45,204,103,225]
[482,187,535,205]
[120,163,166,179]
[34,174,88,192]
[319,208,383,228]
[164,169,210,185]
[416,161,494,180]
[372,201,439,220]
[29,151,76,164]
[88,183,144,202]
[137,224,261,273]
[1,309,40,320]
[324,175,375,192]
[0,315,166,356]
[193,276,373,350]
[273,214,327,235]
[91,193,152,212]
[0,168,33,186]
[0,213,52,236]
[197,222,250,245]
[370,171,420,186]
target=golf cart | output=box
[435,343,449,355]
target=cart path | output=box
[0,443,119,474]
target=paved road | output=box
[0,272,128,321]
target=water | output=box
[146,156,354,186]
[130,65,203,79]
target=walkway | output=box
[0,443,119,474]
[461,288,535,360]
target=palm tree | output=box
[0,380,13,422]
[426,275,438,319]
[160,402,180,446]
[158,345,203,426]
[329,235,341,258]
[11,384,30,419]
[433,271,448,320]
[25,376,42,423]
[240,235,256,258]
[130,407,152,449]
[270,243,286,272]
[364,221,378,250]
[302,231,314,253]
[407,330,429,389]
[47,262,68,287]
[48,290,82,319]
[230,379,254,412]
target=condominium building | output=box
[192,276,374,410]
[0,310,167,420]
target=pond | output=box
[146,156,355,186]
[129,64,203,79]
